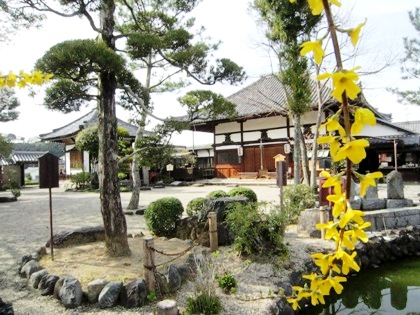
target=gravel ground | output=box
[1,180,419,314]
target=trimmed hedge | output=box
[144,197,184,237]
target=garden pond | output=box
[299,257,420,314]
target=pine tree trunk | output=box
[300,129,310,185]
[127,126,144,210]
[97,0,130,257]
[293,113,301,185]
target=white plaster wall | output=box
[243,131,262,142]
[83,151,90,172]
[358,123,406,137]
[243,116,287,131]
[267,128,289,139]
[215,121,240,133]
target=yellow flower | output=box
[6,72,17,88]
[338,209,365,228]
[342,221,371,249]
[349,20,367,47]
[359,171,383,197]
[316,221,340,242]
[318,67,361,102]
[351,108,376,135]
[319,116,346,136]
[320,170,343,194]
[335,249,360,274]
[327,191,346,217]
[325,275,347,294]
[300,40,325,65]
[307,0,341,15]
[333,139,369,164]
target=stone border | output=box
[16,241,206,312]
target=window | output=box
[217,149,239,164]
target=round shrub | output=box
[186,197,205,217]
[206,190,228,198]
[144,197,184,237]
[283,184,317,224]
[227,186,258,203]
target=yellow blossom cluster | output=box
[287,0,383,311]
[0,71,53,89]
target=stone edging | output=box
[15,241,207,312]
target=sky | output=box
[0,0,418,146]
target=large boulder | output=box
[198,197,248,223]
[98,282,123,309]
[59,276,83,308]
[119,278,147,308]
[46,226,105,248]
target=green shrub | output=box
[206,190,228,198]
[144,197,184,237]
[11,188,20,198]
[226,202,288,256]
[70,172,91,190]
[227,186,258,203]
[217,272,237,294]
[186,197,205,217]
[185,292,222,315]
[283,184,317,224]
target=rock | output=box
[365,183,379,199]
[19,254,33,273]
[361,198,386,210]
[297,208,324,238]
[175,263,195,281]
[40,275,60,296]
[46,226,105,248]
[120,278,147,308]
[87,279,109,303]
[198,197,248,222]
[20,260,42,279]
[135,208,145,215]
[0,297,14,315]
[98,281,123,309]
[270,297,294,315]
[387,170,404,199]
[29,269,48,289]
[166,265,182,293]
[124,211,134,215]
[59,276,83,308]
[387,198,413,208]
[53,278,65,300]
[349,198,362,210]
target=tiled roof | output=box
[226,74,332,118]
[393,121,420,134]
[39,109,150,141]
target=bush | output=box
[11,188,21,198]
[283,184,317,224]
[185,292,222,315]
[226,202,288,256]
[206,190,228,198]
[144,197,184,237]
[227,186,258,203]
[217,272,237,294]
[70,172,91,190]
[186,197,205,217]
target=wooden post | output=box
[157,300,179,315]
[208,212,218,252]
[143,237,156,292]
[319,207,329,239]
[49,187,54,261]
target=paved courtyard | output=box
[0,180,419,314]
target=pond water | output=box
[298,257,420,315]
